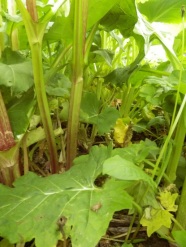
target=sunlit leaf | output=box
[138,0,183,23]
[114,118,128,144]
[0,146,133,247]
[140,208,172,236]
[158,191,178,212]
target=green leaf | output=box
[46,73,71,97]
[44,16,73,44]
[140,208,172,236]
[0,146,133,247]
[0,239,14,247]
[127,180,159,209]
[92,49,114,66]
[138,0,183,23]
[80,92,120,135]
[0,61,34,95]
[97,107,120,135]
[122,244,133,247]
[100,0,137,38]
[172,230,186,247]
[104,67,136,87]
[158,191,178,212]
[0,143,20,172]
[103,155,156,189]
[88,0,120,28]
[7,90,35,137]
[112,139,159,164]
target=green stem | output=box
[166,112,186,182]
[173,175,186,230]
[66,0,88,169]
[152,94,186,180]
[16,0,59,173]
[31,43,59,173]
[0,0,4,57]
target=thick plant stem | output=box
[166,111,186,182]
[173,175,186,230]
[66,0,88,170]
[31,43,59,173]
[16,0,59,173]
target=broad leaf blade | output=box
[138,0,183,23]
[0,146,133,247]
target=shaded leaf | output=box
[0,62,34,95]
[92,49,114,66]
[88,0,120,28]
[80,92,120,135]
[127,180,159,209]
[7,90,35,137]
[100,0,137,38]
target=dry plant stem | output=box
[66,0,88,169]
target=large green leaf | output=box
[45,0,120,43]
[138,0,184,23]
[88,0,120,28]
[0,146,133,247]
[100,0,137,38]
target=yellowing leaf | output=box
[140,208,172,237]
[158,191,178,212]
[114,118,128,143]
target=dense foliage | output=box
[0,0,186,246]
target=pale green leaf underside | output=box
[0,146,133,247]
[103,155,156,189]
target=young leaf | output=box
[140,208,172,237]
[0,146,133,247]
[158,191,178,212]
